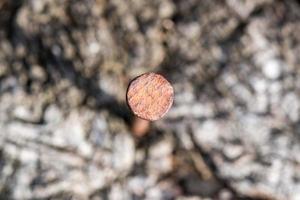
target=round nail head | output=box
[127,72,174,121]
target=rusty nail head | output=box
[126,72,174,121]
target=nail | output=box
[126,72,174,121]
[131,117,151,137]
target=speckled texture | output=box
[127,73,174,121]
[1,0,300,199]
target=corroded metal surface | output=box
[127,73,174,121]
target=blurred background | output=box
[0,0,300,199]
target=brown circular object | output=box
[126,72,174,121]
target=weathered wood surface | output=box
[0,0,300,199]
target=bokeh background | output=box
[1,0,300,199]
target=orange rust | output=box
[126,72,174,121]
